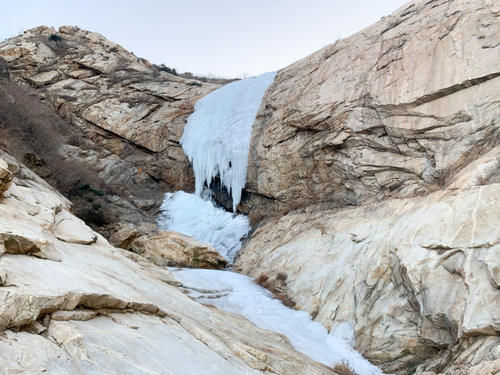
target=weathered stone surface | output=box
[0,157,13,196]
[0,24,216,159]
[236,4,500,372]
[237,180,500,373]
[108,223,143,249]
[131,231,228,269]
[0,151,334,375]
[468,358,500,375]
[51,309,98,321]
[54,209,97,245]
[243,0,500,222]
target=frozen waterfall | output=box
[180,71,276,211]
[158,72,276,262]
[156,71,384,374]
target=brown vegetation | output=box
[153,64,239,85]
[254,272,296,308]
[333,363,357,375]
[0,78,118,230]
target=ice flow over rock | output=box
[158,191,249,262]
[180,71,277,211]
[172,268,384,375]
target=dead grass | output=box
[332,362,357,375]
[254,273,296,309]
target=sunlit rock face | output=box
[0,150,336,375]
[243,0,500,222]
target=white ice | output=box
[171,268,384,375]
[180,71,276,211]
[157,191,249,262]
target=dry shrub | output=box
[255,274,269,286]
[254,273,296,309]
[0,78,118,229]
[333,362,357,375]
[276,272,287,281]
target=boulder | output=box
[0,158,13,196]
[54,209,97,245]
[130,231,227,269]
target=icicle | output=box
[180,71,276,211]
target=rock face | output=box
[0,26,220,233]
[238,165,500,373]
[237,0,500,373]
[243,0,500,221]
[129,231,228,269]
[0,157,13,196]
[0,150,335,375]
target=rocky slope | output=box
[237,0,500,373]
[0,26,219,235]
[237,149,500,374]
[0,150,336,375]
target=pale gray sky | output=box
[1,0,409,77]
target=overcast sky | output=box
[1,0,409,77]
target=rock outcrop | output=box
[0,26,220,234]
[0,157,13,196]
[128,231,228,269]
[238,157,500,373]
[243,0,499,222]
[237,0,500,373]
[0,150,335,374]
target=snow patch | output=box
[157,191,249,262]
[172,268,384,375]
[180,71,276,211]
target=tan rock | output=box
[109,223,142,249]
[0,158,13,196]
[0,25,220,232]
[131,231,227,269]
[28,70,59,87]
[0,25,218,193]
[54,209,97,245]
[468,359,500,375]
[51,309,98,321]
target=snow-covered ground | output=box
[180,71,276,211]
[157,191,249,262]
[171,268,384,375]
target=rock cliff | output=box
[243,0,499,221]
[237,0,500,373]
[0,25,219,235]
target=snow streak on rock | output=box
[172,268,384,375]
[181,71,276,211]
